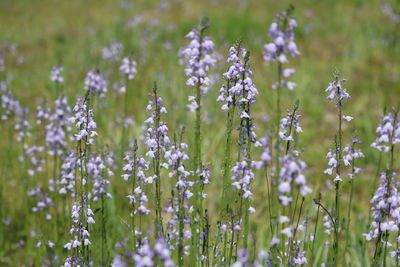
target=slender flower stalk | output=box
[164,134,193,266]
[344,137,364,251]
[323,72,351,264]
[217,41,243,205]
[143,82,170,237]
[365,108,400,265]
[122,140,150,249]
[226,47,260,251]
[181,18,216,209]
[263,7,300,224]
[65,91,98,264]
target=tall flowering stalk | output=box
[365,109,400,265]
[273,105,312,265]
[343,137,364,249]
[227,48,259,250]
[217,41,243,205]
[263,6,300,184]
[143,83,170,237]
[164,134,193,266]
[122,140,150,249]
[323,72,351,264]
[89,150,114,265]
[181,19,216,207]
[65,91,98,264]
[181,19,215,263]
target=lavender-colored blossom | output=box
[324,147,339,181]
[122,148,151,217]
[58,151,78,196]
[45,95,72,155]
[50,66,64,84]
[1,83,21,120]
[279,107,302,142]
[143,91,170,160]
[231,160,255,199]
[102,42,123,61]
[264,9,300,90]
[256,134,272,169]
[364,172,400,242]
[63,202,96,266]
[371,110,400,152]
[217,42,246,111]
[84,69,108,99]
[90,151,114,201]
[278,151,312,206]
[264,10,300,62]
[164,140,194,250]
[111,239,175,267]
[120,56,137,80]
[343,137,364,179]
[70,96,97,145]
[325,74,351,107]
[36,105,50,125]
[27,186,52,219]
[181,21,216,110]
[24,144,45,176]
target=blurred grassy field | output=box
[0,0,399,264]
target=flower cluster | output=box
[70,96,97,145]
[231,160,256,199]
[64,202,96,250]
[278,151,312,206]
[36,105,50,125]
[24,144,45,176]
[324,147,340,182]
[325,74,351,107]
[364,172,400,241]
[89,151,114,201]
[257,134,272,168]
[1,83,22,120]
[279,107,302,142]
[45,95,72,155]
[58,151,78,196]
[112,239,175,267]
[84,69,108,99]
[343,137,364,179]
[120,56,137,80]
[102,42,123,61]
[181,21,216,111]
[371,111,400,152]
[144,91,170,160]
[217,43,246,111]
[264,9,300,90]
[27,186,53,220]
[122,149,151,216]
[50,66,64,84]
[164,141,193,250]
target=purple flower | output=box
[264,9,300,90]
[324,74,350,106]
[364,172,400,242]
[181,21,216,110]
[50,66,64,83]
[45,95,72,155]
[371,110,400,152]
[120,56,137,80]
[84,69,108,99]
[70,96,97,145]
[278,151,312,206]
